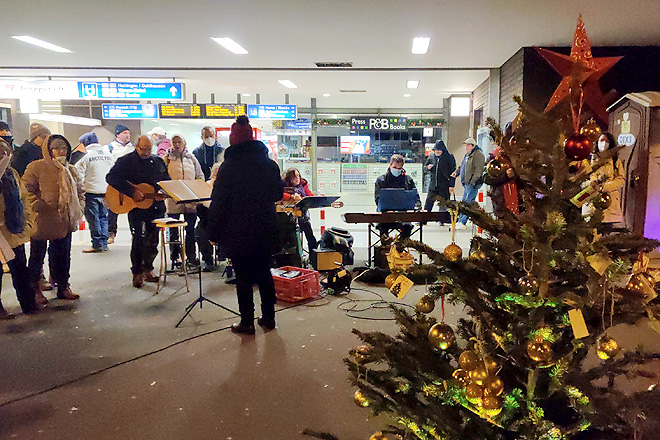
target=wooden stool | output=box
[152,219,190,294]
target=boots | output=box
[142,271,159,283]
[132,273,144,288]
[39,274,53,291]
[34,284,49,307]
[57,285,80,300]
[0,301,15,320]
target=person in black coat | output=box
[207,116,284,335]
[423,140,456,224]
[11,123,51,177]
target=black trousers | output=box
[168,213,198,263]
[108,211,118,235]
[196,223,215,265]
[231,251,276,325]
[28,234,72,289]
[297,215,317,251]
[128,208,162,275]
[377,223,413,240]
[1,244,37,313]
[424,189,451,224]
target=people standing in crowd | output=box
[586,132,625,234]
[0,120,18,150]
[374,154,420,239]
[148,127,170,157]
[70,132,98,165]
[281,168,317,251]
[23,135,84,303]
[452,137,486,229]
[193,126,224,180]
[11,122,51,177]
[107,124,134,244]
[106,135,170,288]
[208,116,283,335]
[423,140,456,225]
[0,139,40,318]
[75,133,115,253]
[163,134,204,268]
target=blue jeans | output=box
[85,193,109,250]
[458,184,481,225]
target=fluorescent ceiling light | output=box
[211,37,248,54]
[30,113,101,126]
[278,80,298,89]
[412,37,430,55]
[407,80,419,89]
[12,36,73,53]
[450,96,471,117]
[323,93,331,97]
[403,93,411,98]
[242,93,251,97]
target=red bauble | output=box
[563,134,592,161]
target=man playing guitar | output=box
[106,135,170,287]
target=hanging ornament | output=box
[452,369,471,387]
[369,432,388,440]
[481,395,504,417]
[579,118,602,145]
[626,273,656,297]
[458,351,481,371]
[563,133,592,161]
[592,192,612,210]
[354,390,369,407]
[527,339,553,363]
[384,273,398,289]
[483,355,499,374]
[416,295,435,313]
[428,323,455,350]
[443,243,463,262]
[518,275,540,296]
[465,382,485,405]
[469,248,487,262]
[482,375,504,396]
[596,335,620,360]
[485,158,510,185]
[469,364,489,385]
[353,344,374,364]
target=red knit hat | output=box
[229,115,253,145]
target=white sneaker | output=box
[455,223,468,230]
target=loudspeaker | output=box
[310,249,343,271]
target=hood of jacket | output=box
[224,140,269,162]
[42,134,72,164]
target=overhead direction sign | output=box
[247,104,297,120]
[158,103,202,118]
[78,81,184,100]
[102,103,159,119]
[204,104,246,119]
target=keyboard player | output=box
[374,154,421,239]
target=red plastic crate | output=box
[273,266,320,302]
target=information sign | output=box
[247,104,297,120]
[78,81,183,100]
[159,103,202,119]
[204,104,246,119]
[102,103,158,119]
[341,163,369,192]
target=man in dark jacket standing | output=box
[452,137,486,228]
[193,126,224,180]
[374,154,420,239]
[11,123,50,176]
[424,140,456,225]
[208,116,283,335]
[106,136,170,288]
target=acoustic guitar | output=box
[105,183,161,214]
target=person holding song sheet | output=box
[163,134,204,269]
[106,136,170,288]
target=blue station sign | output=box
[102,103,159,119]
[78,81,184,100]
[247,104,297,120]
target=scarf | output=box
[53,157,82,226]
[1,169,25,234]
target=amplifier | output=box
[310,249,343,271]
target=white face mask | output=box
[598,140,608,152]
[390,168,402,177]
[0,155,11,175]
[203,137,215,147]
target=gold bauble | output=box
[458,351,480,371]
[354,344,373,364]
[481,395,503,416]
[369,432,388,440]
[518,275,539,296]
[579,118,602,145]
[468,364,489,385]
[428,323,455,350]
[384,273,398,289]
[469,249,486,262]
[627,273,656,298]
[527,339,552,363]
[596,335,620,360]
[443,243,463,262]
[416,295,435,313]
[483,355,498,374]
[354,390,369,407]
[483,375,504,396]
[452,369,471,387]
[592,192,612,210]
[465,382,484,404]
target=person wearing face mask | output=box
[163,134,204,269]
[11,122,51,177]
[193,126,224,180]
[0,121,18,151]
[23,135,84,303]
[0,139,40,318]
[106,135,170,288]
[374,154,421,239]
[585,132,625,234]
[107,124,134,244]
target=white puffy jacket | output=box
[75,144,115,194]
